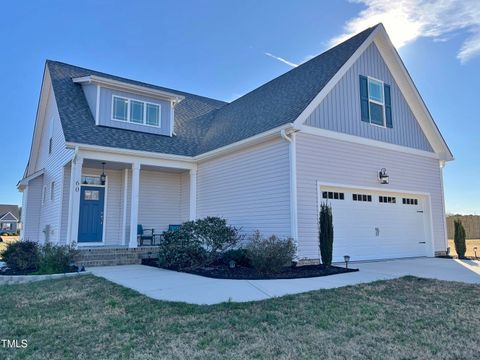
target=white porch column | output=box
[67,156,83,245]
[189,168,197,221]
[129,162,140,248]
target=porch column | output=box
[128,162,140,248]
[67,156,83,245]
[189,168,197,220]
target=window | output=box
[112,95,161,127]
[81,175,103,186]
[322,191,344,200]
[130,100,144,124]
[113,96,129,121]
[42,186,47,205]
[48,117,54,154]
[353,194,372,202]
[50,182,55,201]
[48,138,53,154]
[1,223,11,230]
[359,76,392,128]
[84,190,100,201]
[146,103,160,126]
[402,198,418,205]
[379,196,396,204]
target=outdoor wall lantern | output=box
[378,168,389,184]
[474,247,478,260]
[100,162,107,185]
[344,255,351,269]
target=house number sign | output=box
[75,181,80,192]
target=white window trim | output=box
[50,181,55,201]
[367,76,387,128]
[111,95,161,128]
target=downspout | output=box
[281,129,299,260]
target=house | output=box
[18,24,453,265]
[0,204,20,233]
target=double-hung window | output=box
[112,96,161,127]
[359,75,392,128]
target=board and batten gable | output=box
[295,132,446,259]
[305,43,433,152]
[91,86,172,135]
[197,138,291,238]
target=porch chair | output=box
[137,224,155,246]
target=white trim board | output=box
[299,125,439,159]
[293,24,453,162]
[0,212,19,222]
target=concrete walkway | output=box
[90,258,480,305]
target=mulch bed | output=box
[142,259,358,280]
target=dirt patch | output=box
[448,239,480,258]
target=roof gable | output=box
[0,212,18,222]
[294,24,453,161]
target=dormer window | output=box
[112,95,161,127]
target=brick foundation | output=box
[77,246,160,267]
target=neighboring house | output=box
[18,24,453,263]
[0,204,20,233]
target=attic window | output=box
[112,95,161,127]
[359,76,392,128]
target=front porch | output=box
[64,150,197,250]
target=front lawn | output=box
[1,275,479,359]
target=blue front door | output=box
[78,186,105,242]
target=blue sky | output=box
[1,0,479,214]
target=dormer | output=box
[73,75,184,136]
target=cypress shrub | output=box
[319,202,334,266]
[454,219,467,259]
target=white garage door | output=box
[320,187,428,262]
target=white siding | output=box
[180,171,190,221]
[59,165,71,245]
[27,83,74,244]
[197,139,291,238]
[138,170,187,233]
[296,132,446,259]
[23,175,43,242]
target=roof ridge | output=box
[218,24,378,108]
[46,60,229,106]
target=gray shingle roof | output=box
[48,25,376,157]
[0,205,20,221]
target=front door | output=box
[78,186,105,242]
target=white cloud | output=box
[264,52,298,67]
[330,0,480,63]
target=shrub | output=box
[158,228,207,270]
[159,217,242,269]
[319,202,334,266]
[246,231,296,274]
[222,248,251,267]
[37,242,79,275]
[1,241,40,273]
[454,219,467,259]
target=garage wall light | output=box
[378,168,389,184]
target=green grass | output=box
[1,275,479,359]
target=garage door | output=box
[320,187,428,262]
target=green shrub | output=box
[454,219,467,259]
[159,217,242,269]
[246,231,296,274]
[37,242,79,275]
[1,241,40,273]
[319,202,334,266]
[158,228,207,270]
[222,248,251,267]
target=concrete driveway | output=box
[90,258,480,305]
